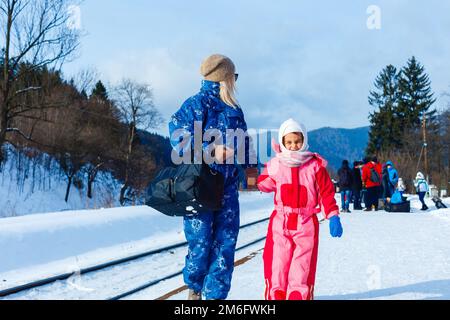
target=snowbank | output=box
[0,206,183,274]
[0,191,273,287]
[0,145,122,218]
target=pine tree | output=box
[397,56,436,132]
[366,65,402,155]
[91,80,108,101]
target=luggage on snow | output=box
[432,196,447,209]
[385,200,411,213]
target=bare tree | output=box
[49,96,87,202]
[439,105,450,195]
[71,67,98,96]
[81,95,122,199]
[0,0,81,161]
[112,79,163,205]
[377,105,450,196]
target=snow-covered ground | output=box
[0,145,122,218]
[0,191,273,295]
[148,195,450,300]
[227,204,450,300]
[1,191,449,300]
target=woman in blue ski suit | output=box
[168,54,255,300]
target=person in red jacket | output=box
[361,156,382,211]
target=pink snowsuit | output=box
[257,143,339,300]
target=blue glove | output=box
[329,216,343,238]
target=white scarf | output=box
[272,139,314,167]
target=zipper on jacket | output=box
[292,167,300,208]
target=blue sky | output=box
[63,0,450,137]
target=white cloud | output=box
[63,0,450,136]
[97,48,202,136]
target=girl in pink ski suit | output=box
[257,118,343,300]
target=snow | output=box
[172,195,450,300]
[0,206,182,273]
[0,191,272,292]
[0,191,449,300]
[0,145,122,218]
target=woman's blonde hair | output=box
[219,75,239,108]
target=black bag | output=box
[145,163,224,217]
[370,168,381,184]
[385,201,410,213]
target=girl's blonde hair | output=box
[219,75,239,108]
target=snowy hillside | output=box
[0,191,449,300]
[0,145,122,218]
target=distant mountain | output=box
[308,126,369,170]
[137,126,369,172]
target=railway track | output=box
[108,236,267,300]
[0,216,269,300]
[155,248,264,300]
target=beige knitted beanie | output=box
[200,54,235,82]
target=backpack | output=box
[416,180,428,193]
[370,167,381,184]
[339,168,351,187]
[145,163,224,217]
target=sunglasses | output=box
[235,73,239,81]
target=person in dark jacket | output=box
[352,161,363,210]
[168,54,255,300]
[338,160,353,212]
[381,163,393,202]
